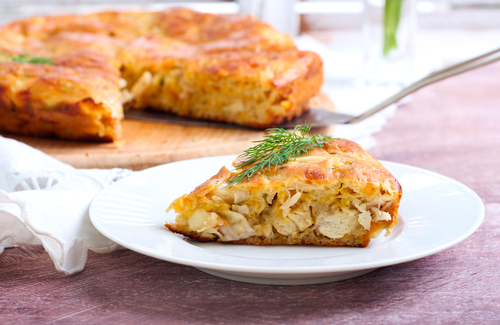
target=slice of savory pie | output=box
[166,125,402,247]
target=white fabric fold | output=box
[0,136,133,274]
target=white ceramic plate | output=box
[90,155,484,285]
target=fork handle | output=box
[348,47,500,124]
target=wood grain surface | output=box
[2,62,500,324]
[1,93,335,171]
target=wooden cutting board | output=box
[2,93,335,171]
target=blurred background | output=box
[0,0,498,145]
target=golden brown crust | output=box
[230,139,401,192]
[167,138,402,247]
[0,52,122,141]
[155,8,296,51]
[5,8,295,48]
[0,98,121,142]
[0,8,322,141]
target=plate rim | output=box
[89,155,485,275]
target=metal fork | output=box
[279,46,500,128]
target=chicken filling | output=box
[173,183,395,242]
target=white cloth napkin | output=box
[0,136,133,274]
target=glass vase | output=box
[362,0,417,86]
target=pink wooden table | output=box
[1,61,499,324]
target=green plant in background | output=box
[383,0,403,56]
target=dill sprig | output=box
[9,54,53,65]
[226,123,334,187]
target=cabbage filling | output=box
[169,183,395,243]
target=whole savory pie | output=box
[0,8,323,141]
[166,129,402,247]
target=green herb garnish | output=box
[226,123,335,187]
[383,0,403,57]
[9,54,53,65]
